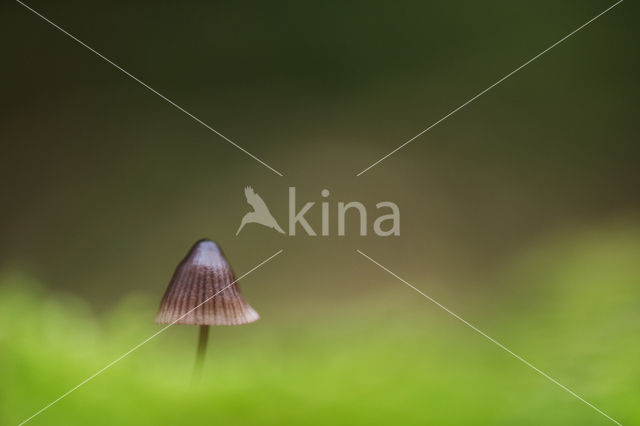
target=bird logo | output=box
[236,186,285,235]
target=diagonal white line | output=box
[17,249,283,426]
[356,0,623,176]
[356,249,622,425]
[16,0,284,177]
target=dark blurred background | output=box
[1,0,637,307]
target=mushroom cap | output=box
[155,239,259,326]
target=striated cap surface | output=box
[155,239,259,326]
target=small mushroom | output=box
[155,239,259,379]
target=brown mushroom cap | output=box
[155,239,259,326]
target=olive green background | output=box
[1,1,638,424]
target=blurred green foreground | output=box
[1,224,639,426]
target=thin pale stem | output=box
[192,325,209,385]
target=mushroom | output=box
[155,239,259,379]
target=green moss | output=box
[2,226,639,425]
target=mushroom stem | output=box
[192,325,210,383]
